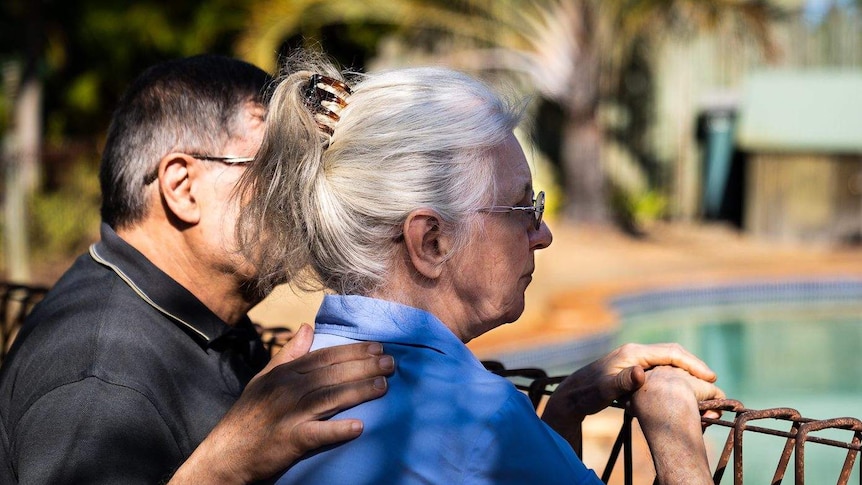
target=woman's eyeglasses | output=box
[478,191,545,230]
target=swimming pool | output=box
[613,279,862,483]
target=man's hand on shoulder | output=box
[169,324,394,484]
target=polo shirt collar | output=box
[89,223,253,348]
[315,294,482,367]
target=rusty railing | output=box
[485,362,862,485]
[0,282,49,365]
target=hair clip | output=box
[303,74,352,138]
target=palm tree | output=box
[238,0,778,224]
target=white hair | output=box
[237,58,522,296]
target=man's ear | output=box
[158,153,201,225]
[402,209,452,280]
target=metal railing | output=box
[0,282,48,365]
[484,362,862,485]
[3,286,858,483]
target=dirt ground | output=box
[248,220,862,482]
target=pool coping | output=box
[468,273,862,370]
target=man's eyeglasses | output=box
[188,154,255,164]
[478,191,545,231]
[143,153,254,185]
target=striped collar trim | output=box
[89,244,210,342]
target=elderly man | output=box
[0,55,394,484]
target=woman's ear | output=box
[159,153,201,225]
[402,209,452,280]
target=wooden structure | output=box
[737,71,862,243]
[611,5,862,221]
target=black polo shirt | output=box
[0,224,269,484]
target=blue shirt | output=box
[276,294,601,485]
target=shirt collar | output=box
[89,223,255,349]
[315,294,482,366]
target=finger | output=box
[273,353,393,410]
[686,377,726,403]
[564,367,643,417]
[599,366,646,406]
[251,324,315,382]
[593,366,645,409]
[702,410,723,422]
[283,342,387,375]
[291,419,364,454]
[635,343,717,382]
[298,374,389,418]
[275,323,315,363]
[610,365,645,397]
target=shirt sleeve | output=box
[463,392,603,485]
[9,376,183,485]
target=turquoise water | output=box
[617,298,862,483]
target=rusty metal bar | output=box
[624,413,633,485]
[793,417,862,485]
[601,411,628,483]
[484,363,862,485]
[0,282,48,365]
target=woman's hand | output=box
[629,366,725,485]
[541,343,716,454]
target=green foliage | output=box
[237,0,780,225]
[610,183,669,233]
[66,71,100,113]
[29,158,101,260]
[1,0,255,143]
[629,190,669,223]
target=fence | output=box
[0,282,48,364]
[487,362,862,485]
[3,284,859,483]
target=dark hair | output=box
[99,54,271,228]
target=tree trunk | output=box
[3,0,44,282]
[3,66,41,281]
[554,0,609,225]
[560,114,608,224]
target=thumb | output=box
[291,420,365,456]
[269,324,314,368]
[613,366,646,396]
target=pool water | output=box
[617,297,862,483]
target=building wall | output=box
[621,7,862,221]
[745,154,862,243]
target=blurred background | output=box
[2,1,861,480]
[1,0,860,286]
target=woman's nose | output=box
[530,221,553,250]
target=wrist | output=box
[169,437,247,485]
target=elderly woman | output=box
[237,59,723,484]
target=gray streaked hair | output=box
[99,55,271,229]
[237,57,522,296]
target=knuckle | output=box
[296,423,323,451]
[618,342,636,356]
[310,386,346,417]
[667,343,683,361]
